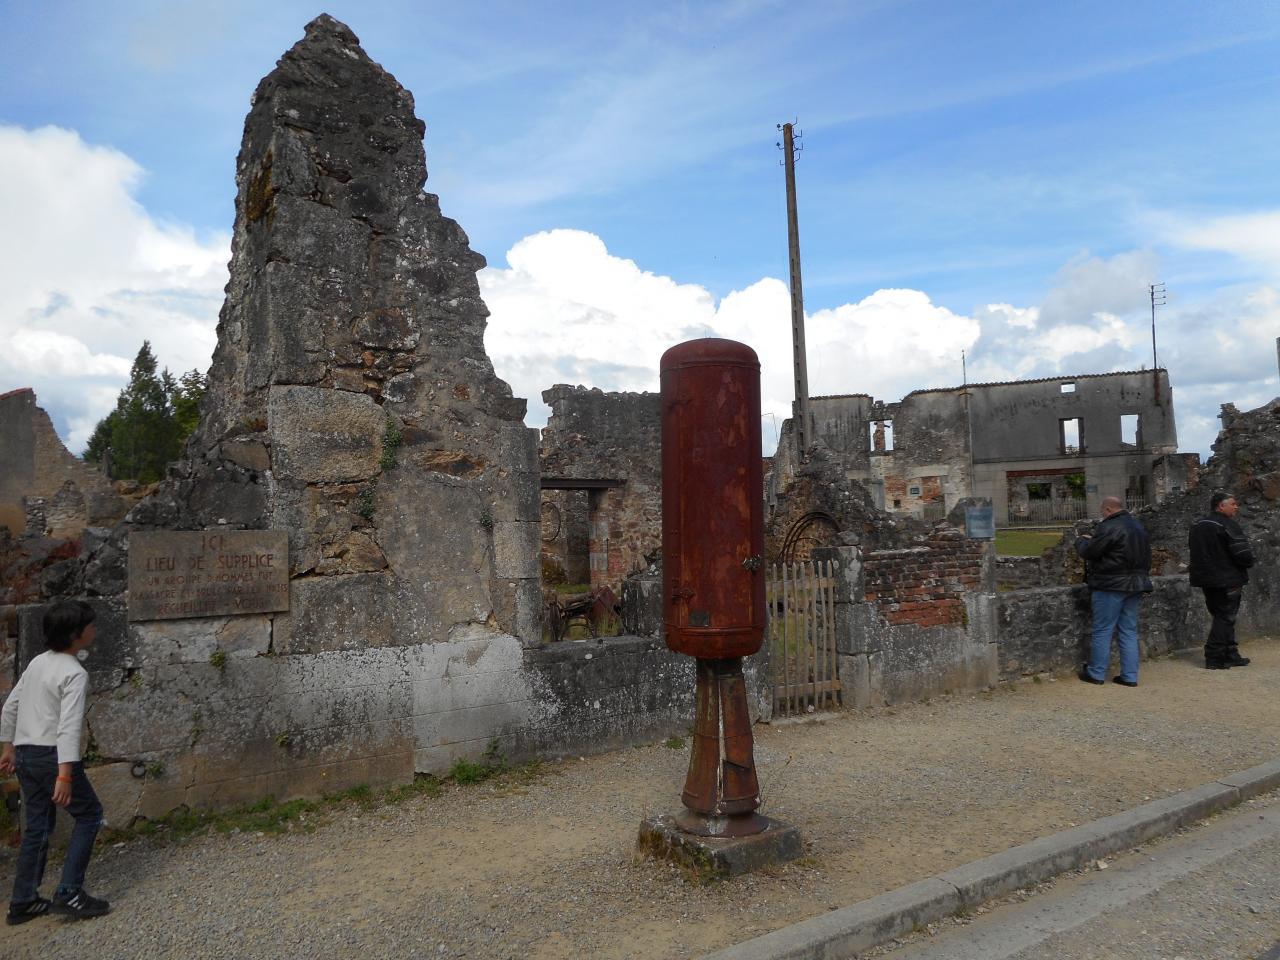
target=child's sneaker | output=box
[50,889,110,919]
[6,897,51,925]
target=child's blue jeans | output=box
[10,745,103,905]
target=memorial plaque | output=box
[128,530,289,621]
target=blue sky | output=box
[2,0,1279,460]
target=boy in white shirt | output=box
[1,600,110,922]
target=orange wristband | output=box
[56,775,72,784]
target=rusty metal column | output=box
[661,338,768,838]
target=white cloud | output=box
[0,125,229,452]
[483,233,1276,462]
[481,230,980,449]
[1168,210,1280,277]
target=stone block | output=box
[838,653,874,709]
[134,617,224,665]
[217,615,272,658]
[492,520,539,579]
[636,814,803,881]
[315,530,388,574]
[268,385,385,483]
[88,685,200,757]
[220,438,271,472]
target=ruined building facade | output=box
[539,385,662,590]
[810,369,1197,526]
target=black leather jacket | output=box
[1075,510,1153,593]
[1188,512,1255,588]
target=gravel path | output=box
[4,638,1279,959]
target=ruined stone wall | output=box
[0,388,127,537]
[967,370,1177,461]
[995,577,1196,680]
[808,391,971,518]
[1136,399,1280,640]
[539,386,662,590]
[818,530,998,708]
[765,421,920,562]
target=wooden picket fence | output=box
[767,559,842,718]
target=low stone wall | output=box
[11,601,763,824]
[995,575,1202,680]
[995,556,1045,590]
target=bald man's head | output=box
[1100,496,1124,517]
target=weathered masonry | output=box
[539,385,661,591]
[0,16,708,821]
[810,370,1199,526]
[0,389,129,538]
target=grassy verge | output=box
[995,529,1066,557]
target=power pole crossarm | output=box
[779,122,811,453]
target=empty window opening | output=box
[1026,482,1051,501]
[1121,414,1140,447]
[1060,418,1082,454]
[892,498,902,508]
[869,419,894,452]
[1060,381,1076,393]
[1065,472,1086,500]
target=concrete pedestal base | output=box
[637,813,804,882]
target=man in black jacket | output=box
[1076,496,1153,686]
[1189,492,1255,669]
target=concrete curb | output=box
[703,757,1280,960]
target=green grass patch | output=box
[449,738,508,784]
[995,529,1065,557]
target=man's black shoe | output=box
[1205,660,1231,670]
[1112,677,1138,687]
[50,889,109,920]
[1225,653,1251,667]
[6,897,50,925]
[1078,668,1104,685]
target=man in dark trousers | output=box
[1189,492,1255,669]
[1076,495,1153,687]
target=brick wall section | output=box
[863,528,985,627]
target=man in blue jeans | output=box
[1075,496,1153,687]
[0,601,109,923]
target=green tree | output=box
[82,343,207,483]
[171,368,207,438]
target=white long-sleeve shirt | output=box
[0,650,88,763]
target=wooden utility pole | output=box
[780,122,811,452]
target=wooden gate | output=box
[767,559,842,717]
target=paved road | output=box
[878,795,1280,960]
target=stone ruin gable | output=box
[539,385,662,589]
[170,14,542,650]
[0,15,561,819]
[0,388,128,537]
[765,417,924,563]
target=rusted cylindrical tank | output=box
[660,338,765,659]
